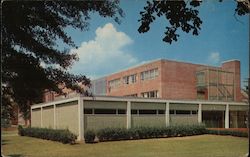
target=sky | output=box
[66,1,249,88]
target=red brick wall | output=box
[161,60,199,100]
[106,60,162,97]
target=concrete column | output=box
[53,104,56,129]
[198,103,202,123]
[165,102,170,127]
[40,107,43,127]
[225,104,229,128]
[78,97,84,141]
[126,101,131,129]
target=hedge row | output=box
[206,129,248,138]
[84,124,206,143]
[18,125,77,144]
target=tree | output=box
[2,1,123,122]
[138,0,249,44]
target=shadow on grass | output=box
[8,154,24,157]
[2,139,9,145]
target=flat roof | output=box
[31,95,247,109]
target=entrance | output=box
[202,111,224,128]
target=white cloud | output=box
[70,23,138,79]
[207,52,220,65]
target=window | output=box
[170,110,175,114]
[141,90,158,98]
[118,109,126,114]
[108,78,121,91]
[158,110,165,114]
[94,109,116,114]
[131,110,138,114]
[176,110,191,115]
[141,68,159,80]
[123,74,137,84]
[192,110,197,114]
[125,94,138,97]
[139,110,157,114]
[84,109,93,114]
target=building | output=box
[90,59,242,102]
[31,96,248,141]
[33,59,247,141]
[44,59,243,102]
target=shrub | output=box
[84,130,96,143]
[19,127,77,144]
[206,129,248,138]
[96,124,206,142]
[18,125,24,136]
[97,128,130,142]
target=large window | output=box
[141,90,158,98]
[123,74,137,84]
[141,68,159,80]
[108,78,121,91]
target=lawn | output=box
[2,134,248,157]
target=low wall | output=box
[132,115,165,127]
[84,115,126,131]
[56,101,79,135]
[170,115,198,125]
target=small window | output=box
[158,110,165,114]
[139,110,157,114]
[170,110,175,114]
[192,110,197,114]
[84,109,93,114]
[176,110,190,115]
[95,109,116,114]
[131,110,138,114]
[118,109,126,114]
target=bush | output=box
[18,125,24,136]
[18,127,77,144]
[206,129,248,138]
[96,124,206,142]
[84,130,96,143]
[97,128,130,142]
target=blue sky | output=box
[66,1,249,88]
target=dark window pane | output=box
[139,110,157,114]
[176,110,190,114]
[95,109,116,114]
[192,110,197,114]
[158,110,165,114]
[131,110,138,114]
[170,110,175,114]
[84,109,92,114]
[118,109,126,114]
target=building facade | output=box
[90,59,242,102]
[31,96,248,141]
[44,59,242,102]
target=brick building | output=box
[44,59,243,102]
[91,59,242,102]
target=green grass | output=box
[2,134,248,157]
[2,130,18,135]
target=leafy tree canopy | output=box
[2,1,123,119]
[138,0,249,44]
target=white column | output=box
[40,107,43,127]
[165,102,170,127]
[225,104,229,128]
[53,104,56,129]
[198,103,202,123]
[78,97,84,141]
[126,101,131,129]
